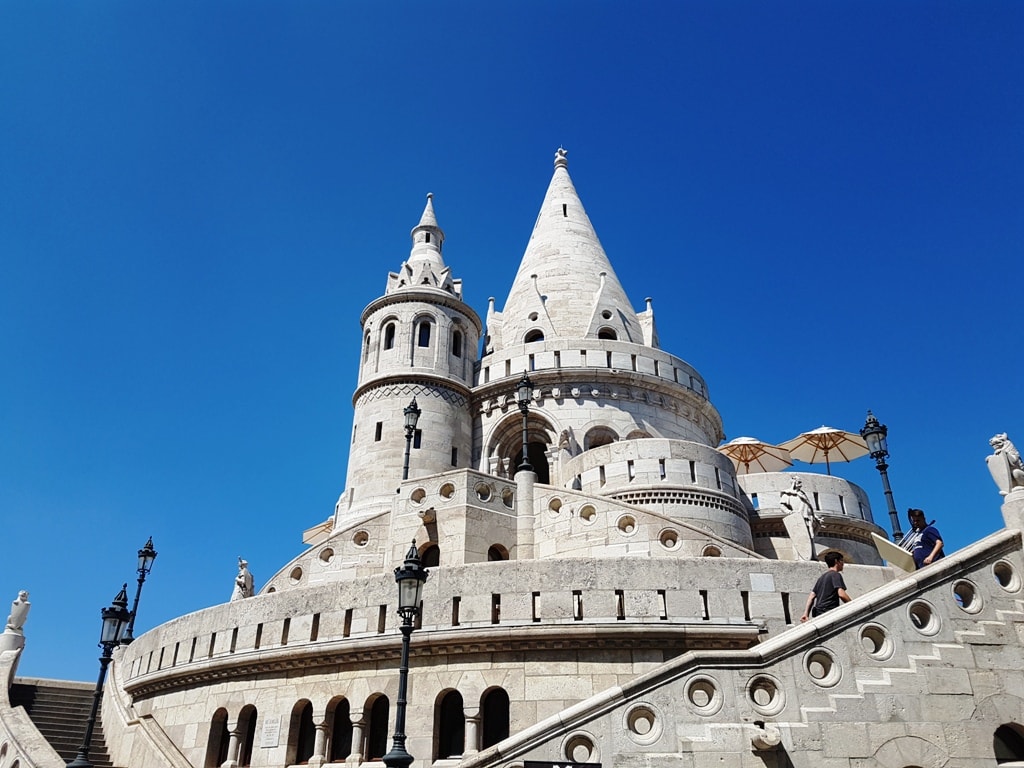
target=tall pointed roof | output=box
[494,149,643,347]
[385,193,459,297]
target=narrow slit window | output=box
[615,590,625,620]
[838,495,846,514]
[384,323,396,350]
[491,594,501,624]
[417,321,431,347]
[189,637,197,662]
[654,360,660,376]
[689,461,697,483]
[484,366,490,383]
[813,491,820,510]
[627,460,636,481]
[532,592,540,623]
[581,350,587,365]
[782,592,792,624]
[599,465,606,487]
[413,429,422,449]
[504,360,511,377]
[377,605,387,634]
[208,633,216,658]
[699,590,710,621]
[658,590,668,620]
[714,467,722,490]
[425,232,431,243]
[343,610,352,638]
[659,458,666,480]
[606,351,613,368]
[573,590,583,621]
[375,422,383,441]
[281,619,290,646]
[230,628,238,653]
[254,625,263,650]
[741,591,751,621]
[172,642,180,666]
[310,613,320,642]
[451,447,458,466]
[528,353,535,371]
[630,354,637,371]
[553,350,561,368]
[452,330,463,358]
[452,596,461,626]
[562,203,567,217]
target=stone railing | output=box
[0,650,65,768]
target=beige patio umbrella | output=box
[779,425,869,475]
[717,436,794,474]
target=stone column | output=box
[463,707,481,755]
[1002,489,1024,532]
[515,468,536,560]
[307,716,329,767]
[347,714,366,766]
[219,724,241,768]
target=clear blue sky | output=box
[2,3,1021,682]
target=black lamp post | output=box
[402,398,422,481]
[68,584,132,768]
[860,411,903,541]
[120,536,157,645]
[382,541,429,768]
[516,372,533,475]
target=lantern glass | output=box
[398,575,424,612]
[516,374,532,407]
[404,399,421,431]
[138,537,157,574]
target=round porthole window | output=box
[993,560,1021,592]
[410,488,426,504]
[908,600,940,636]
[289,566,303,584]
[624,703,663,745]
[439,483,456,499]
[804,648,842,687]
[579,505,597,524]
[318,548,335,565]
[952,579,983,614]
[659,529,680,550]
[475,483,493,502]
[685,675,723,716]
[617,515,637,536]
[353,530,369,547]
[564,734,596,764]
[747,674,785,716]
[859,623,894,660]
[502,487,515,508]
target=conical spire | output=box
[386,193,457,296]
[493,149,643,348]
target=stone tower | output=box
[340,194,482,522]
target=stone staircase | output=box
[8,678,116,768]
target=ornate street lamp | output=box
[120,536,157,645]
[382,541,429,768]
[516,372,533,475]
[68,584,132,768]
[861,411,903,541]
[402,398,422,481]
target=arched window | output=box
[481,688,510,749]
[289,700,316,765]
[452,329,463,357]
[421,544,440,568]
[205,708,230,768]
[383,323,396,350]
[487,545,508,561]
[598,327,618,340]
[329,698,353,762]
[418,321,432,347]
[435,690,465,759]
[238,705,257,767]
[363,331,371,360]
[524,329,544,343]
[995,723,1024,763]
[584,426,618,450]
[366,695,390,760]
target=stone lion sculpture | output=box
[987,433,1024,496]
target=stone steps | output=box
[9,680,116,768]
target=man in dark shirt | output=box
[801,551,851,621]
[905,508,944,569]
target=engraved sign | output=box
[260,715,281,748]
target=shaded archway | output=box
[238,704,257,767]
[996,723,1024,763]
[481,687,510,749]
[435,690,465,759]
[488,412,553,484]
[366,695,390,760]
[204,708,230,768]
[328,697,353,762]
[288,700,315,765]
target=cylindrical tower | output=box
[341,195,482,521]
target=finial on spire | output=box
[554,147,568,169]
[427,192,433,200]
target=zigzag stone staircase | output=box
[8,678,116,768]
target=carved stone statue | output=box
[780,476,824,561]
[231,558,254,601]
[6,591,30,633]
[987,433,1024,496]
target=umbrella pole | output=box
[825,451,831,475]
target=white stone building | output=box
[4,150,1024,767]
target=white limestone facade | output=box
[6,151,1024,768]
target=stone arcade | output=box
[4,150,1024,767]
